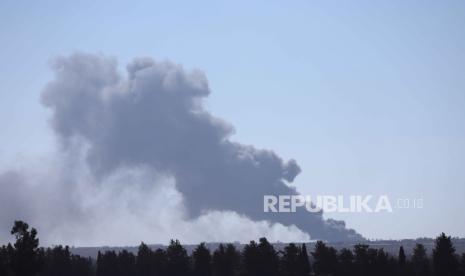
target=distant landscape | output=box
[71,238,465,259]
[2,221,465,276]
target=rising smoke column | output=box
[41,53,362,241]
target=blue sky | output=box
[1,0,464,240]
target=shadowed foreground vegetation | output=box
[1,221,465,276]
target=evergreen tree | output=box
[69,254,93,276]
[398,246,406,266]
[412,243,430,276]
[242,241,260,276]
[212,244,239,276]
[0,246,6,275]
[366,248,378,275]
[397,246,407,276]
[336,248,355,276]
[192,243,212,276]
[166,239,190,276]
[433,233,458,276]
[281,243,300,276]
[117,250,136,276]
[152,248,167,276]
[224,244,240,275]
[96,251,102,276]
[242,238,279,276]
[257,238,280,276]
[41,245,72,276]
[353,244,369,276]
[10,220,41,276]
[0,245,11,276]
[298,244,311,276]
[312,241,337,276]
[136,242,154,276]
[375,249,391,276]
[98,250,118,276]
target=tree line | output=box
[1,221,465,276]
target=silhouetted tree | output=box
[97,250,118,276]
[96,251,103,276]
[0,245,12,276]
[397,246,407,276]
[365,248,378,275]
[280,243,310,276]
[212,244,239,276]
[336,248,355,276]
[353,244,370,276]
[192,243,212,276]
[40,245,93,276]
[298,244,311,276]
[375,249,392,276]
[242,238,279,276]
[257,238,280,276]
[312,241,337,276]
[166,239,190,276]
[225,244,240,275]
[117,250,136,276]
[398,246,406,266]
[70,254,93,276]
[433,233,458,276]
[242,241,260,276]
[10,221,41,276]
[412,243,430,276]
[281,243,300,276]
[152,248,167,276]
[136,243,154,276]
[41,245,72,276]
[387,256,399,276]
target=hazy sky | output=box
[1,0,464,241]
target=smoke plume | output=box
[1,53,362,244]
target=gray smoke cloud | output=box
[1,52,362,244]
